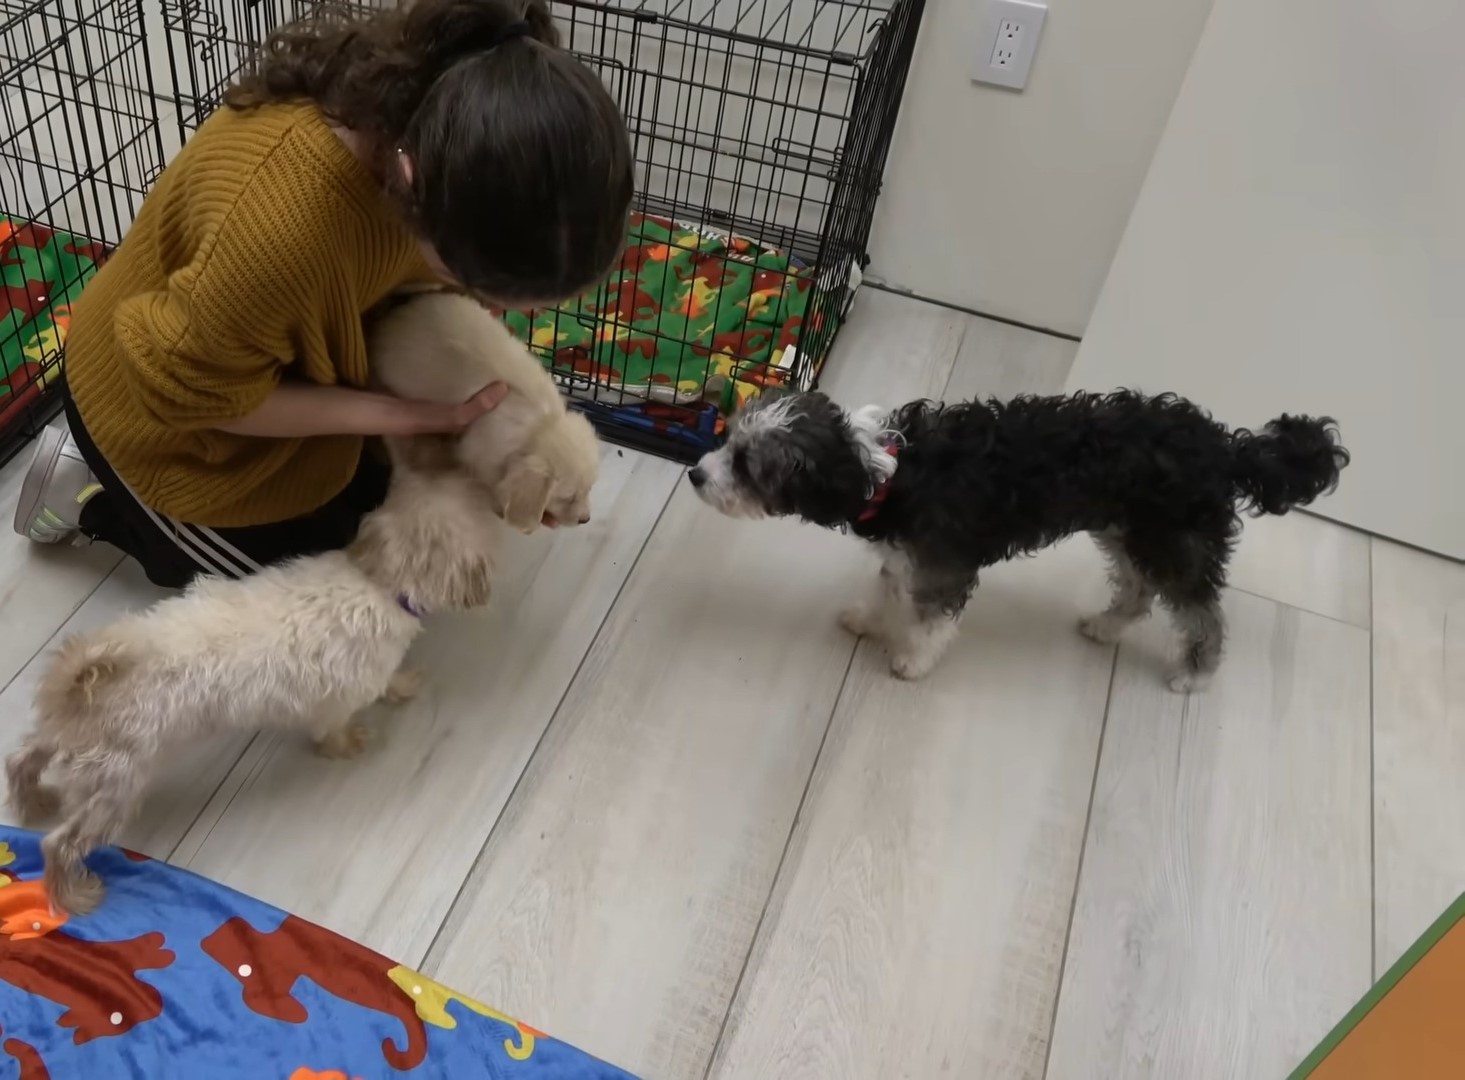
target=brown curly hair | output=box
[227,0,633,304]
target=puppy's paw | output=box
[1167,668,1212,695]
[1078,613,1126,645]
[314,722,371,759]
[839,605,878,639]
[383,667,423,705]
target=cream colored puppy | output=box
[370,291,600,532]
[5,461,500,915]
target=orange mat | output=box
[1292,892,1465,1078]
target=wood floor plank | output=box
[170,445,681,957]
[1045,589,1372,1079]
[707,538,1115,1080]
[0,447,124,689]
[1227,511,1372,629]
[1372,538,1465,971]
[822,288,972,406]
[422,293,968,1078]
[0,559,250,855]
[942,316,1078,400]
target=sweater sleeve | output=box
[111,146,330,430]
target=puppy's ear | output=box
[348,517,410,592]
[350,512,498,606]
[497,453,553,533]
[433,550,494,610]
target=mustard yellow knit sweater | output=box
[66,102,434,527]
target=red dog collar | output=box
[855,443,900,524]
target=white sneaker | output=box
[12,426,103,543]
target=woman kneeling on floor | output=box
[13,0,632,587]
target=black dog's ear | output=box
[783,450,870,526]
[766,398,872,527]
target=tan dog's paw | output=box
[314,722,371,759]
[383,667,423,704]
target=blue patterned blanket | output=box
[0,827,636,1079]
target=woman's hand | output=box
[388,382,511,435]
[217,382,510,438]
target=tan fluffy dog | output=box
[370,291,600,532]
[6,459,501,914]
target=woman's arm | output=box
[216,381,510,438]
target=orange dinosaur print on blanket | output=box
[0,871,67,939]
[203,915,430,1071]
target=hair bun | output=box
[521,0,560,47]
[447,2,558,61]
[486,19,533,47]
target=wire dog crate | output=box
[519,0,927,458]
[1,0,167,466]
[3,0,925,466]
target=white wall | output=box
[1067,0,1465,557]
[867,0,1214,336]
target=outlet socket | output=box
[992,20,1022,68]
[973,0,1047,90]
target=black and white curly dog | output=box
[688,390,1348,690]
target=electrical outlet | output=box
[992,19,1022,68]
[973,0,1047,90]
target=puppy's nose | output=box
[688,466,706,488]
[578,512,591,525]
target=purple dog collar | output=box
[397,594,424,619]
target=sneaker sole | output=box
[12,425,69,540]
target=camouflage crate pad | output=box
[500,212,836,427]
[2,216,108,426]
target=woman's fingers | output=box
[401,382,511,434]
[471,381,511,412]
[452,381,510,428]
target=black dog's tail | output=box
[1231,415,1349,515]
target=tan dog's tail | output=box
[36,635,134,717]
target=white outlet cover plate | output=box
[973,0,1047,90]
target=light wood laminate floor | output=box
[2,290,1456,1078]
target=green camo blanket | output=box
[500,213,830,421]
[2,215,107,424]
[5,211,828,444]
